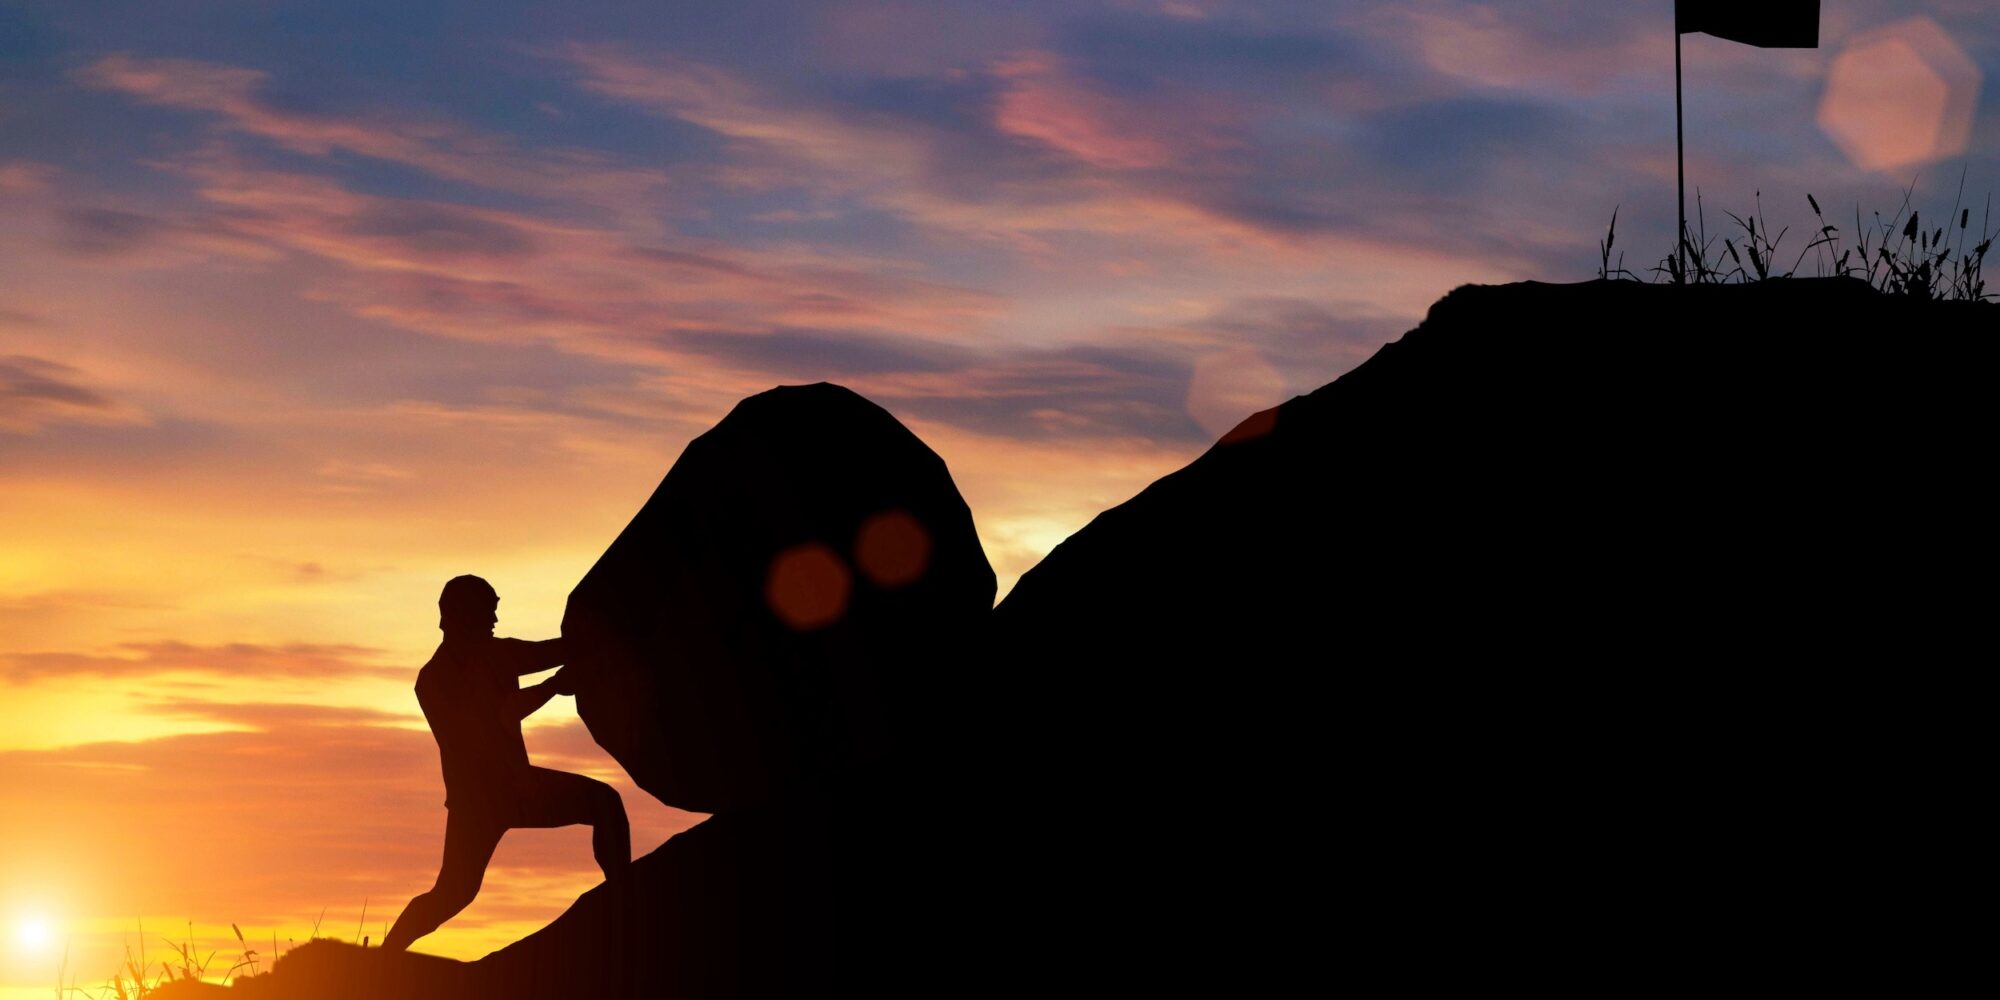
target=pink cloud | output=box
[1374,5,1665,96]
[49,204,280,266]
[991,51,1177,169]
[551,44,1295,258]
[847,356,1165,404]
[0,161,57,195]
[556,40,951,204]
[66,159,1009,396]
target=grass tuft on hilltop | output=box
[1599,173,1997,302]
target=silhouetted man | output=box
[382,574,630,952]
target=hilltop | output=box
[158,278,1991,997]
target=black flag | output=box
[1677,1,1820,49]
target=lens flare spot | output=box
[1818,17,1980,174]
[856,509,932,588]
[765,543,852,631]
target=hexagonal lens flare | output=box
[1818,17,1981,174]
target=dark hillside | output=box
[169,279,1988,997]
[985,277,1990,990]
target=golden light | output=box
[13,915,54,952]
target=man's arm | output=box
[502,677,564,721]
[496,637,566,676]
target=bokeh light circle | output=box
[765,543,852,631]
[855,509,932,588]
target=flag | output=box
[1677,1,1820,49]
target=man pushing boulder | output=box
[383,574,630,953]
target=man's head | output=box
[438,575,499,636]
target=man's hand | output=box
[549,665,580,697]
[503,677,564,721]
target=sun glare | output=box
[14,915,54,952]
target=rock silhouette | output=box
[161,279,1989,998]
[983,277,1991,992]
[562,382,995,812]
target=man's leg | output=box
[514,767,631,880]
[381,810,505,952]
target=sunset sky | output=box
[2,1,1993,994]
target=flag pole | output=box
[1675,12,1687,284]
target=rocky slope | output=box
[981,277,1992,991]
[168,279,1990,997]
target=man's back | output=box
[415,637,536,808]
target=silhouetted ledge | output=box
[184,281,1985,997]
[982,277,1989,992]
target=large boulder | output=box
[563,382,995,813]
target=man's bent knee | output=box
[431,869,485,909]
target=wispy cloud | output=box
[0,160,58,195]
[141,698,418,728]
[557,41,937,189]
[0,355,148,434]
[990,51,1184,169]
[73,53,671,206]
[0,641,397,684]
